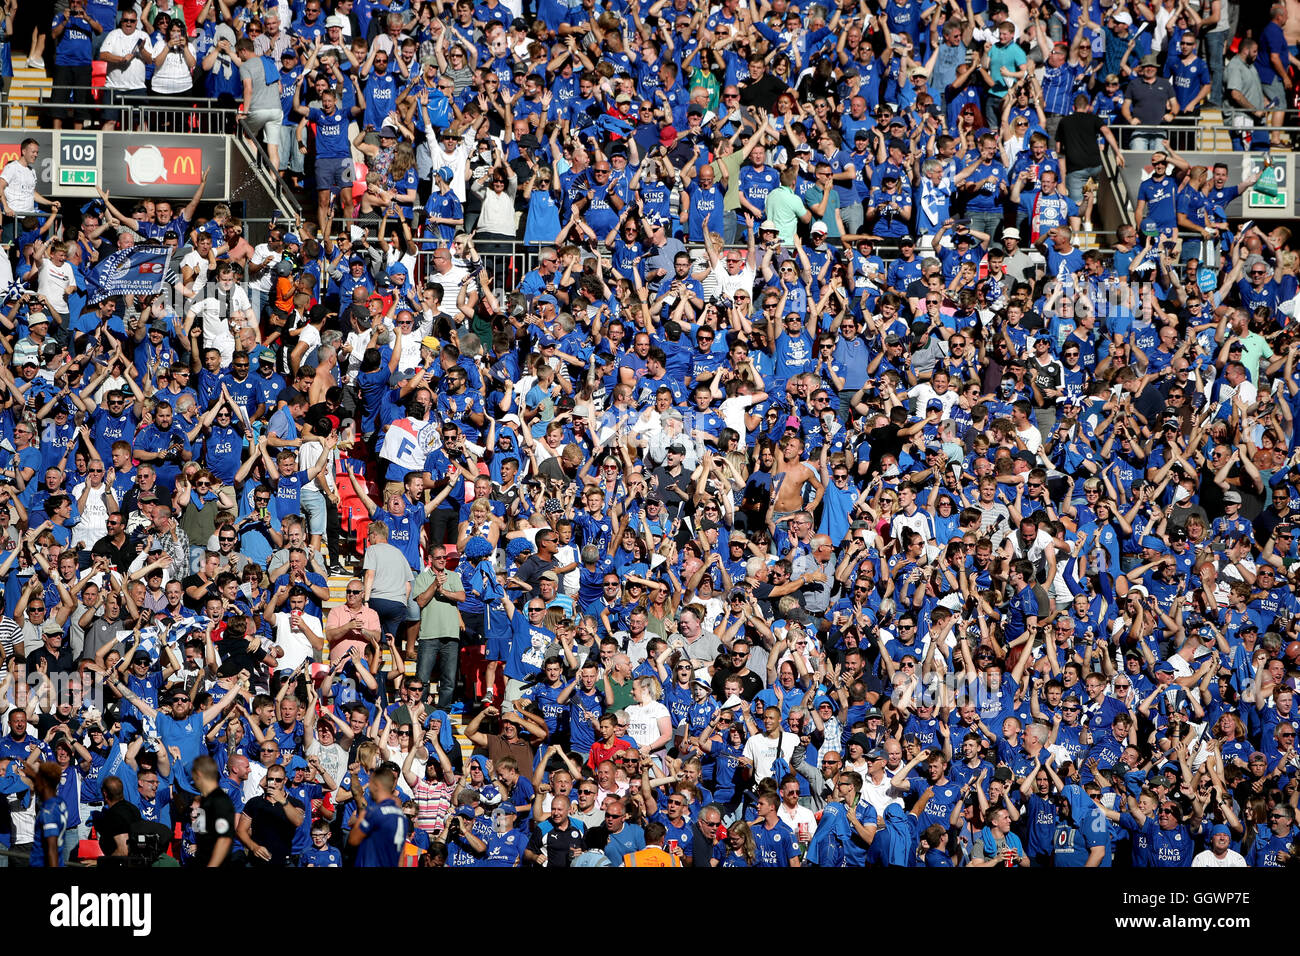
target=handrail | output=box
[235,116,303,222]
[1100,147,1134,231]
[16,88,238,134]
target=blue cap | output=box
[436,166,454,183]
[386,262,407,277]
[283,233,300,245]
[1208,824,1231,837]
[535,294,558,309]
[1153,661,1175,674]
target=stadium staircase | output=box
[1194,107,1234,152]
[7,64,51,129]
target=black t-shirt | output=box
[739,73,787,110]
[91,533,136,573]
[711,666,764,702]
[516,554,556,596]
[243,794,304,865]
[192,788,237,867]
[181,574,219,612]
[1055,112,1105,168]
[96,799,142,859]
[866,423,905,472]
[650,464,692,512]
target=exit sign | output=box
[59,168,96,186]
[1249,190,1288,208]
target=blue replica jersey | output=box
[1247,828,1298,868]
[308,107,352,159]
[356,798,409,867]
[1137,175,1178,230]
[300,845,343,867]
[371,506,423,571]
[482,828,528,867]
[158,711,209,794]
[752,819,801,867]
[567,685,603,753]
[31,796,68,867]
[504,612,555,683]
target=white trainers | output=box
[26,56,44,69]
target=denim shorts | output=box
[316,155,354,195]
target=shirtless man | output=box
[768,434,823,532]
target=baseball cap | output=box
[810,221,828,235]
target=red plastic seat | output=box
[90,60,106,102]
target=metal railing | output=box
[1100,146,1134,230]
[13,86,236,133]
[234,117,304,222]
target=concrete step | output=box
[1196,110,1233,151]
[9,66,53,129]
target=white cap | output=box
[760,220,778,232]
[1003,227,1021,240]
[326,14,348,28]
[1112,10,1133,24]
[810,221,828,235]
[720,694,745,711]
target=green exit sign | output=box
[1249,189,1288,208]
[59,168,97,186]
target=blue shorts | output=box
[316,155,354,195]
[484,610,511,662]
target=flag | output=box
[1,278,28,304]
[379,417,439,474]
[84,243,171,304]
[117,626,163,662]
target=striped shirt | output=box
[0,616,21,660]
[411,778,454,835]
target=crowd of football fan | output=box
[0,0,1295,869]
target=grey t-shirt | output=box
[363,542,414,602]
[240,57,283,113]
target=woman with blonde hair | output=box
[457,496,504,551]
[712,819,757,866]
[625,676,673,760]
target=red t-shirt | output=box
[586,736,632,770]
